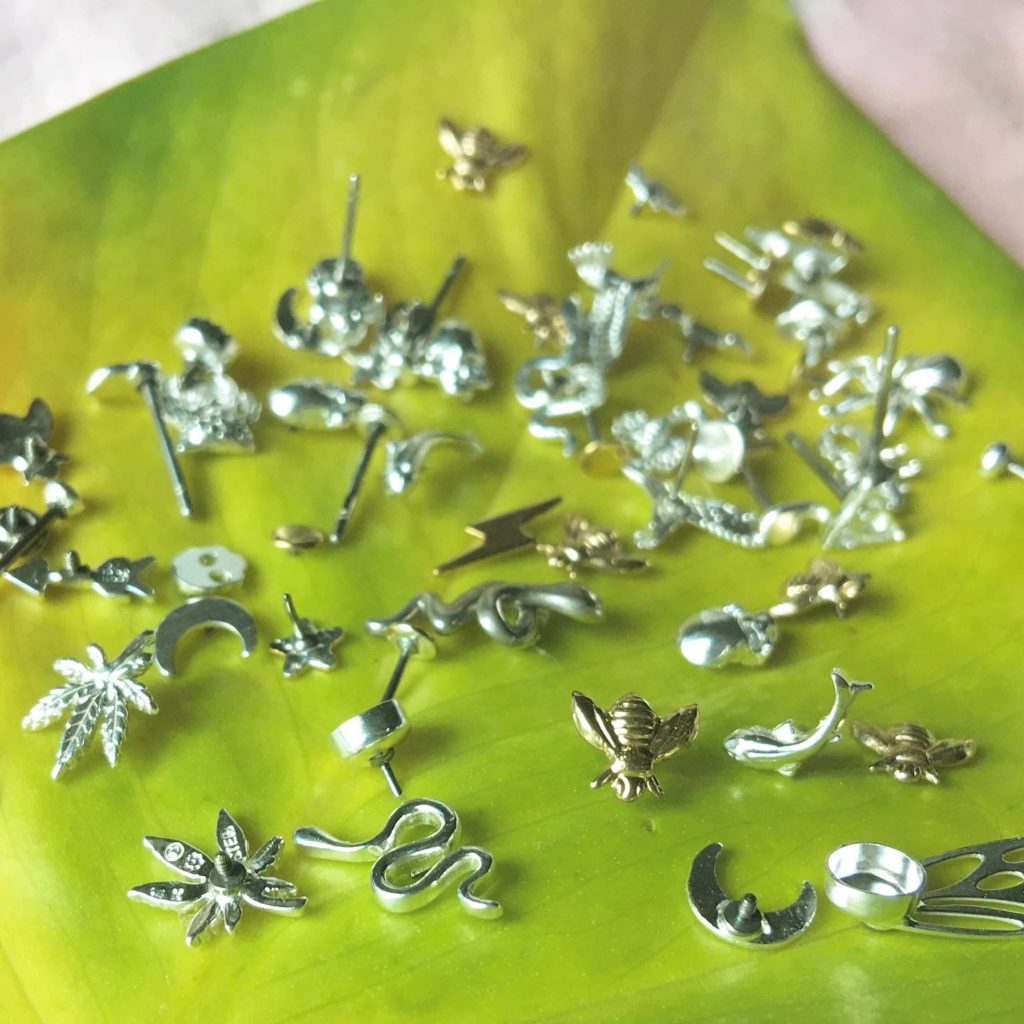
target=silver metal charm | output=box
[437,117,526,193]
[0,398,67,482]
[688,843,816,948]
[5,550,155,599]
[826,836,1024,937]
[0,506,42,559]
[295,798,501,918]
[980,442,1024,481]
[382,431,482,495]
[655,303,751,363]
[268,380,368,431]
[699,371,790,443]
[367,581,603,648]
[274,173,384,356]
[154,597,259,677]
[171,546,246,594]
[269,593,345,677]
[572,690,698,801]
[129,808,306,946]
[723,669,873,776]
[0,480,83,574]
[812,350,967,438]
[331,622,435,797]
[413,321,491,398]
[624,165,686,217]
[434,496,562,574]
[678,558,868,668]
[22,630,157,779]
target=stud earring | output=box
[677,558,868,668]
[497,290,567,348]
[572,690,699,801]
[979,442,1024,481]
[154,597,259,676]
[268,379,368,431]
[295,797,501,918]
[274,173,384,356]
[5,550,155,599]
[850,721,976,785]
[437,118,526,193]
[367,580,603,649]
[171,546,246,595]
[0,480,83,575]
[0,398,67,483]
[688,843,816,948]
[269,593,345,677]
[624,165,686,218]
[330,622,434,797]
[128,809,306,946]
[381,431,482,495]
[724,669,873,776]
[655,303,751,363]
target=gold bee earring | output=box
[571,691,699,801]
[850,720,976,785]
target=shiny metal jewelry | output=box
[572,690,698,801]
[269,593,345,677]
[295,797,501,918]
[0,398,67,483]
[979,442,1024,481]
[154,597,259,676]
[678,558,867,668]
[723,669,872,776]
[0,505,40,559]
[5,550,155,599]
[86,360,193,517]
[850,721,976,785]
[129,809,306,946]
[382,432,482,495]
[267,379,368,431]
[271,524,325,555]
[171,546,246,594]
[536,514,648,579]
[655,303,751,363]
[330,623,435,797]
[22,630,157,779]
[437,117,526,192]
[688,842,816,948]
[0,480,83,574]
[826,836,1024,937]
[367,580,603,649]
[434,496,562,574]
[274,173,384,355]
[329,402,401,543]
[497,290,567,348]
[624,165,686,217]
[812,350,967,438]
[699,371,790,443]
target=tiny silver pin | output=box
[980,442,1024,481]
[0,480,83,575]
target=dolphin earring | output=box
[723,669,873,776]
[677,558,868,668]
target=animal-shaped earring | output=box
[850,720,976,785]
[624,165,686,218]
[0,398,67,483]
[571,690,699,801]
[677,558,868,668]
[723,669,873,776]
[654,302,751,364]
[437,118,527,192]
[4,550,155,599]
[274,173,384,356]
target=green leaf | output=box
[1,0,1022,1020]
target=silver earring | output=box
[437,118,526,193]
[274,173,384,356]
[382,431,482,495]
[0,480,83,575]
[295,797,501,918]
[678,558,868,668]
[154,597,258,676]
[5,550,155,599]
[171,546,246,594]
[624,165,686,218]
[330,622,434,796]
[688,843,816,948]
[268,379,368,431]
[655,302,751,363]
[0,398,67,483]
[980,441,1024,481]
[724,669,873,776]
[269,593,345,677]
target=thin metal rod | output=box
[426,254,466,322]
[380,646,412,703]
[282,592,303,632]
[785,431,847,499]
[378,760,402,798]
[0,509,59,573]
[582,410,601,443]
[330,420,387,543]
[741,463,771,509]
[868,325,899,465]
[703,258,758,295]
[671,420,700,494]
[336,173,361,281]
[139,379,193,518]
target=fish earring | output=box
[571,690,698,801]
[723,669,873,776]
[677,558,868,668]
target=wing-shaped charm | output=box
[571,691,619,756]
[650,703,700,759]
[929,738,977,766]
[437,118,465,159]
[850,721,893,755]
